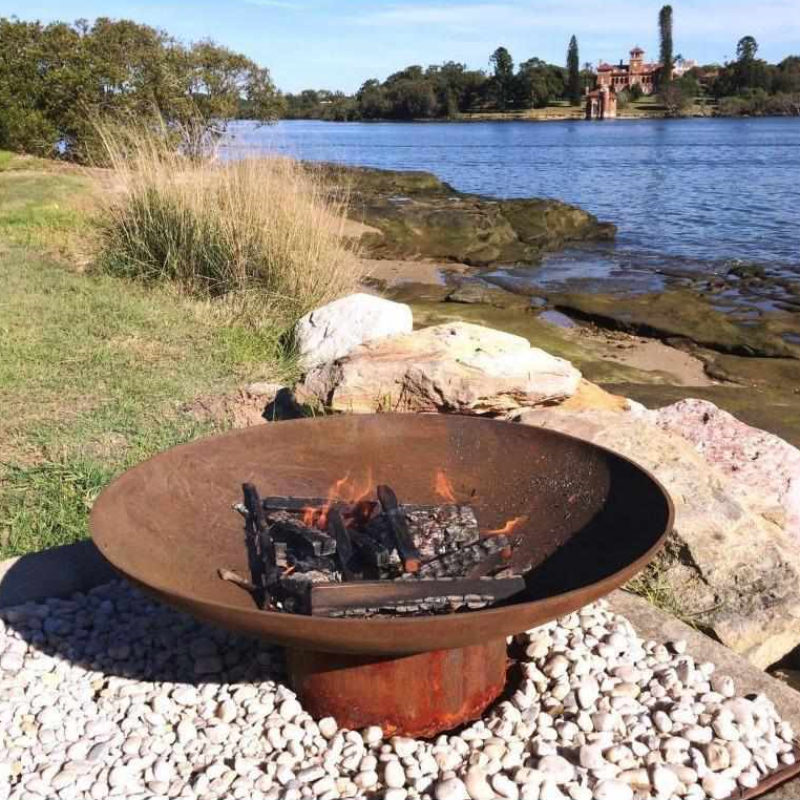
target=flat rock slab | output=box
[302,321,581,415]
[295,293,413,368]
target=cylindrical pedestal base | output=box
[286,639,508,738]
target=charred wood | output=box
[413,536,512,579]
[310,575,525,617]
[242,482,280,608]
[377,484,421,573]
[327,508,358,581]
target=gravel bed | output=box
[0,581,796,800]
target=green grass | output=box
[0,155,296,558]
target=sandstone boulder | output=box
[515,407,800,669]
[640,398,800,542]
[295,293,413,369]
[302,322,581,415]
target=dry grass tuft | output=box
[92,121,364,337]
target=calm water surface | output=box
[223,118,800,284]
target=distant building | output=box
[595,47,661,95]
[585,85,617,120]
[672,57,699,78]
[586,46,663,120]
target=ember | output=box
[222,480,524,617]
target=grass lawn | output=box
[0,154,291,559]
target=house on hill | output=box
[596,46,661,95]
[586,46,662,119]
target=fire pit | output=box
[90,414,673,737]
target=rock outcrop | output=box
[325,165,616,266]
[550,289,799,359]
[516,405,800,669]
[302,321,581,415]
[295,293,413,368]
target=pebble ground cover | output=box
[0,583,794,800]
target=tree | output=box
[659,74,699,115]
[582,61,595,92]
[0,17,282,160]
[567,36,581,105]
[737,36,759,62]
[489,47,515,110]
[628,82,645,101]
[658,5,674,85]
[356,79,388,119]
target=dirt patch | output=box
[181,383,284,429]
[573,330,716,387]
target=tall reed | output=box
[93,122,363,336]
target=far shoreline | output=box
[277,110,799,124]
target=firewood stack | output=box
[218,482,525,618]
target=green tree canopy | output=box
[567,36,581,105]
[0,16,282,159]
[490,47,515,110]
[658,5,674,85]
[737,36,759,62]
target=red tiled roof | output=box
[597,63,614,71]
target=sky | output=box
[2,0,799,93]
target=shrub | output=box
[93,122,364,340]
[628,83,645,102]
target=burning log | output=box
[268,515,337,558]
[226,480,526,618]
[377,484,421,573]
[414,536,512,580]
[310,576,526,617]
[350,530,392,569]
[242,483,280,608]
[262,496,379,528]
[327,508,358,581]
[402,504,480,557]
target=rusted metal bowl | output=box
[90,414,673,654]
[90,414,673,735]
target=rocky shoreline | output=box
[325,165,800,447]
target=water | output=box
[222,117,800,282]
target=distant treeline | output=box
[0,17,283,160]
[283,50,590,121]
[285,38,800,121]
[704,39,800,116]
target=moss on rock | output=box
[326,165,616,266]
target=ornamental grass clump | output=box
[93,123,363,333]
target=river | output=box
[222,117,800,294]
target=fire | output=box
[484,516,527,536]
[434,470,456,503]
[301,470,374,529]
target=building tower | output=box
[629,46,645,74]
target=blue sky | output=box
[2,1,799,93]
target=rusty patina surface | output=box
[286,639,509,738]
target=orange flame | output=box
[484,516,527,536]
[434,470,456,503]
[301,470,374,529]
